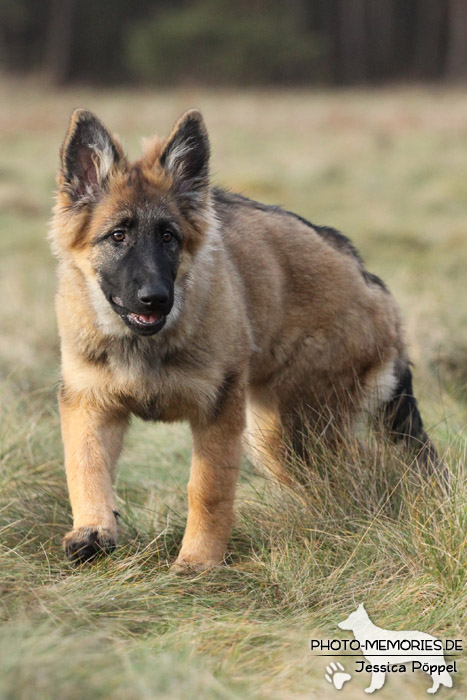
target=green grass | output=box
[0,79,465,698]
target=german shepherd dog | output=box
[50,109,437,567]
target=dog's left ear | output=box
[160,110,210,198]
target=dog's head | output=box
[337,603,368,631]
[51,109,212,336]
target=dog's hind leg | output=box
[244,399,292,484]
[244,397,329,485]
[379,362,441,477]
[246,390,355,485]
[428,669,452,693]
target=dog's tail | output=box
[379,362,445,480]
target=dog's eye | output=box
[112,230,125,242]
[162,230,173,243]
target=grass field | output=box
[0,78,465,699]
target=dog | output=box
[50,108,437,568]
[338,604,453,693]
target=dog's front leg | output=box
[59,387,129,562]
[173,378,246,571]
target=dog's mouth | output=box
[122,309,167,335]
[109,296,167,336]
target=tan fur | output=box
[51,109,409,568]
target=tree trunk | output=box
[44,0,76,85]
[413,0,446,79]
[446,0,467,80]
[366,0,396,81]
[337,0,368,84]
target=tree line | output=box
[1,0,466,86]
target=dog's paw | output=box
[63,526,117,563]
[325,662,352,690]
[169,555,222,575]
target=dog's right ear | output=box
[58,109,123,202]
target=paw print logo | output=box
[325,662,352,690]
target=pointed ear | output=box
[59,109,122,202]
[160,110,210,199]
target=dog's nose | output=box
[138,285,170,308]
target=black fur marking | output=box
[212,188,389,293]
[64,528,116,563]
[95,207,180,336]
[211,370,239,421]
[125,396,162,422]
[214,187,290,220]
[212,188,361,259]
[383,365,424,439]
[310,224,364,263]
[58,381,71,405]
[381,364,438,470]
[362,270,388,293]
[82,343,109,366]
